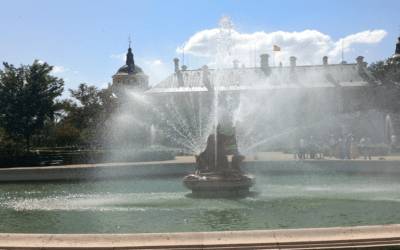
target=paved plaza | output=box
[4,151,399,171]
[175,151,400,163]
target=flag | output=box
[274,45,281,51]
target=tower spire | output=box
[396,25,400,54]
[126,36,135,73]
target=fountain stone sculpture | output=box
[183,124,254,198]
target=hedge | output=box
[0,148,175,167]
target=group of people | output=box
[295,134,372,160]
[329,134,371,160]
[296,136,325,160]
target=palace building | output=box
[109,35,400,146]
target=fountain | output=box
[183,124,254,198]
[386,113,395,144]
[150,124,156,146]
[3,15,400,250]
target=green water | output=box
[1,173,400,234]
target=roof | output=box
[113,64,145,76]
[145,63,373,94]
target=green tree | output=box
[58,83,118,148]
[365,59,400,113]
[54,123,81,147]
[0,60,64,153]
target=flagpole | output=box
[273,48,275,67]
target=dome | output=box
[386,33,400,65]
[389,54,400,60]
[115,64,144,75]
[387,54,400,66]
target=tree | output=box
[365,59,400,114]
[356,57,400,140]
[0,60,64,153]
[54,123,81,147]
[57,83,118,148]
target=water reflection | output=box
[1,174,400,233]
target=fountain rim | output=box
[2,159,400,182]
[1,224,400,249]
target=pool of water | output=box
[1,171,400,234]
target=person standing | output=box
[300,138,306,159]
[363,138,372,160]
[309,136,316,159]
[329,134,336,158]
[338,135,345,159]
[345,133,352,159]
[350,137,358,159]
[359,137,366,157]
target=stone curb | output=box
[1,224,400,249]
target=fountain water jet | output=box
[386,113,394,144]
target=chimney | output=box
[181,65,187,71]
[260,54,270,69]
[279,62,282,68]
[173,58,184,87]
[323,56,328,68]
[290,56,297,70]
[173,58,179,73]
[260,54,270,75]
[289,56,298,82]
[202,65,208,74]
[233,60,239,69]
[356,56,364,72]
[242,63,245,69]
[202,65,213,92]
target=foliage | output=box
[54,123,81,147]
[57,83,118,148]
[0,127,25,156]
[68,83,117,125]
[33,148,174,165]
[0,60,64,152]
[364,59,400,113]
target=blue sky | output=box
[1,0,399,99]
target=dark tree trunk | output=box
[26,134,30,155]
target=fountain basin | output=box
[1,162,400,234]
[183,173,254,198]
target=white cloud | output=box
[52,66,69,73]
[110,53,126,61]
[73,70,79,74]
[207,61,216,67]
[176,29,387,67]
[101,83,109,89]
[328,30,388,58]
[145,60,164,66]
[139,59,172,87]
[37,60,44,64]
[152,60,163,66]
